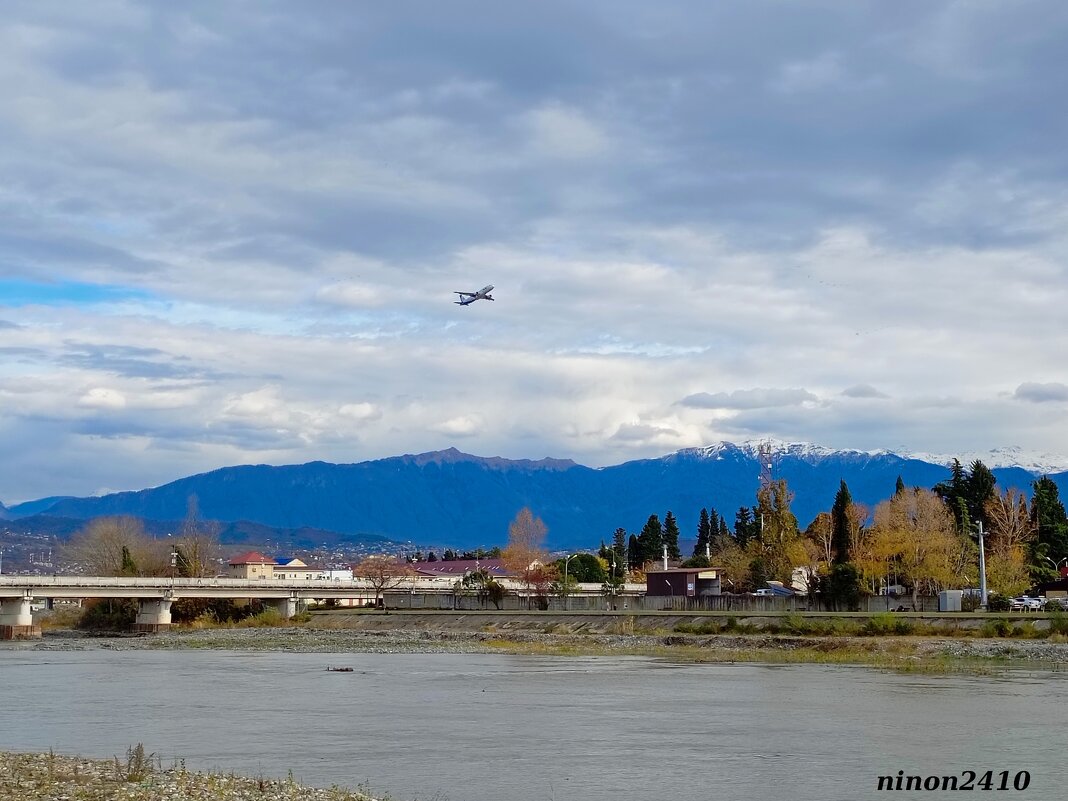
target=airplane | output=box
[454,285,495,305]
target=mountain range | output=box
[5,442,1067,551]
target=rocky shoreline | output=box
[15,625,1068,664]
[0,750,376,801]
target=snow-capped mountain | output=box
[8,442,1065,550]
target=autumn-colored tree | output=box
[983,488,1036,596]
[502,507,551,608]
[352,555,415,608]
[753,479,803,584]
[871,488,964,609]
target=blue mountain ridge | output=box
[5,445,1065,550]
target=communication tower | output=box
[758,440,773,489]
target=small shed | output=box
[645,568,723,598]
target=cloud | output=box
[432,415,484,437]
[78,387,127,410]
[1014,382,1068,403]
[679,388,818,410]
[339,402,381,421]
[0,320,21,329]
[841,384,889,399]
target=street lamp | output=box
[563,554,577,611]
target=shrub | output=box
[861,612,914,636]
[986,595,1011,612]
[980,619,1011,638]
[77,599,137,631]
[1048,611,1068,637]
[1043,600,1063,613]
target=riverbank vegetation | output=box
[0,748,379,801]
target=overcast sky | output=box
[2,1,1068,503]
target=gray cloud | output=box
[680,388,818,410]
[841,384,889,399]
[0,320,21,330]
[1014,382,1068,403]
[2,2,1068,501]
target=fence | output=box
[380,591,942,613]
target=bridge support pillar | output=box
[268,596,298,619]
[134,598,173,633]
[0,596,41,639]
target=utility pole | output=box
[977,520,988,608]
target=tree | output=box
[174,495,221,578]
[1031,476,1068,569]
[352,555,415,608]
[461,567,506,609]
[934,459,997,534]
[753,479,803,585]
[502,507,551,609]
[635,514,664,568]
[975,488,1033,596]
[694,508,711,558]
[824,562,862,611]
[830,480,853,564]
[554,553,606,584]
[895,476,906,496]
[63,516,167,576]
[734,507,758,548]
[805,512,834,565]
[663,511,681,561]
[871,488,964,609]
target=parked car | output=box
[1010,596,1044,612]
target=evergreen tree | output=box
[120,545,138,577]
[830,480,853,564]
[627,533,641,570]
[611,527,627,573]
[734,506,756,548]
[663,511,681,560]
[966,460,997,526]
[895,476,906,496]
[718,516,731,543]
[694,508,711,558]
[1031,476,1068,565]
[635,514,664,567]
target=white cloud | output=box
[523,103,609,159]
[77,387,127,410]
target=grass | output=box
[0,748,380,800]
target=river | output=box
[0,648,1063,801]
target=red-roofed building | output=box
[227,551,275,579]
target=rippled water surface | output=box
[0,648,1064,801]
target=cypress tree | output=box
[895,475,906,496]
[664,511,681,560]
[695,508,711,557]
[734,507,755,548]
[627,533,641,570]
[831,480,852,564]
[636,514,664,566]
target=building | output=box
[645,567,723,598]
[273,557,319,581]
[227,551,276,579]
[409,558,513,580]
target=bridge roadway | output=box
[0,575,434,638]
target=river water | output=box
[0,648,1063,801]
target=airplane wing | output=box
[454,291,475,296]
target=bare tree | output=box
[502,507,550,609]
[174,495,222,577]
[62,516,168,576]
[352,555,415,608]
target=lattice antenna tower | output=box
[758,440,773,489]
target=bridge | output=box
[0,575,642,638]
[0,575,408,638]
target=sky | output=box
[2,1,1068,503]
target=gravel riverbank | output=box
[0,751,376,801]
[17,625,1068,664]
